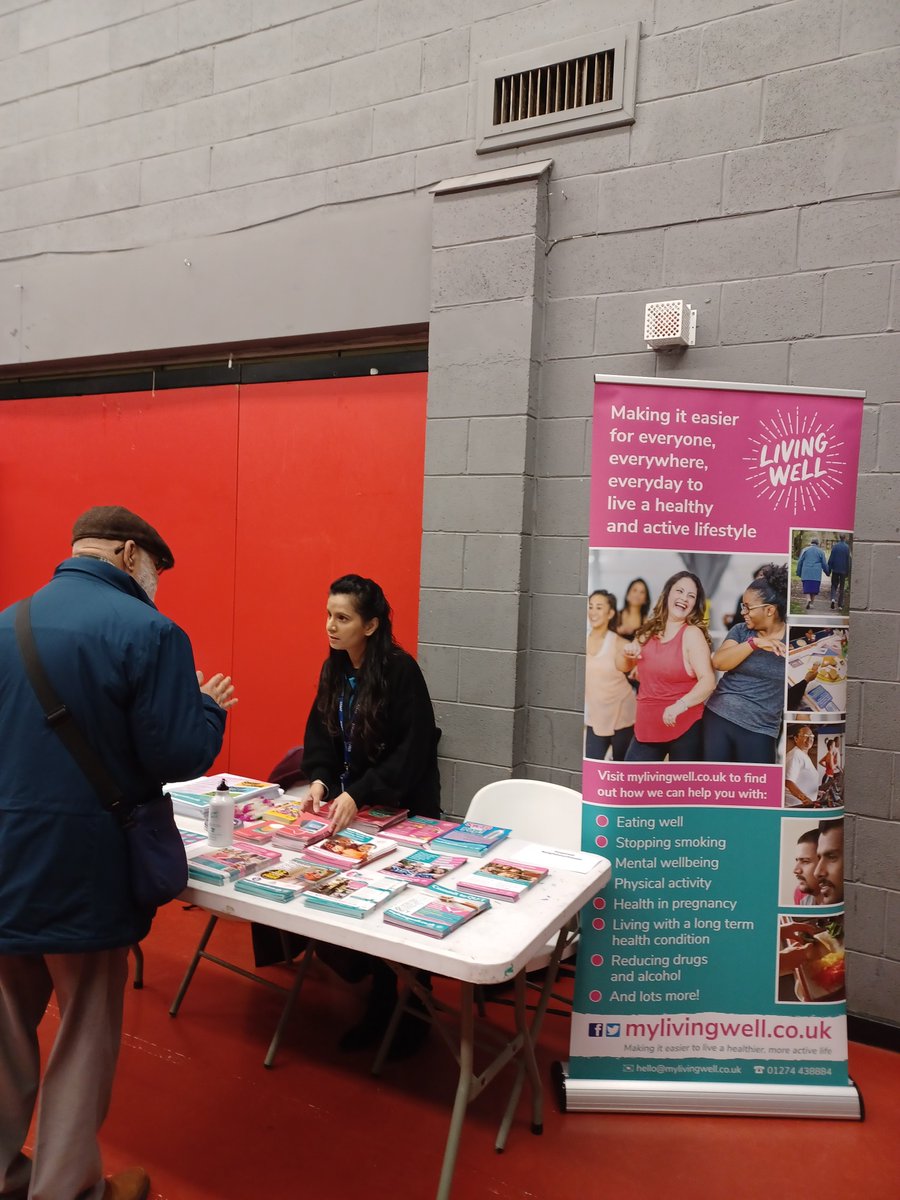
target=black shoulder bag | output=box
[14,596,188,911]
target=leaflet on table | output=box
[353,805,410,833]
[428,821,511,857]
[167,773,282,818]
[509,843,602,874]
[456,858,548,902]
[234,860,341,902]
[378,849,468,887]
[383,815,460,847]
[187,843,282,885]
[301,827,396,868]
[303,869,407,918]
[383,883,492,938]
[269,814,332,850]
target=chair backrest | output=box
[465,778,583,852]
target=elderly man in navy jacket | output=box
[0,507,236,1200]
[827,533,852,610]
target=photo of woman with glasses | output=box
[703,564,788,763]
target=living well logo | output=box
[743,407,848,515]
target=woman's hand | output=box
[662,700,686,727]
[623,641,642,662]
[753,635,786,657]
[328,791,359,833]
[302,780,328,813]
[197,670,238,710]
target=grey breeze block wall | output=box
[0,2,897,1025]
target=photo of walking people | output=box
[789,529,853,618]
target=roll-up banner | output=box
[560,376,863,1119]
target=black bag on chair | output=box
[14,597,187,911]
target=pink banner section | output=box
[591,382,862,554]
[583,761,783,814]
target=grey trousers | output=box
[0,947,129,1200]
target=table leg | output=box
[435,980,475,1200]
[169,914,218,1016]
[513,971,543,1135]
[263,941,316,1069]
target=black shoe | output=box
[830,600,835,609]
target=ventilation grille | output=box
[493,50,615,126]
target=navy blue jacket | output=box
[828,539,851,574]
[0,558,226,953]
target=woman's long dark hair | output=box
[743,562,788,621]
[315,574,397,757]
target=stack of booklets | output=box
[264,797,314,824]
[383,882,492,939]
[187,842,282,886]
[234,860,342,902]
[303,870,407,918]
[378,849,467,887]
[383,815,459,849]
[167,774,282,819]
[302,827,396,869]
[352,805,409,833]
[269,813,332,852]
[456,857,549,902]
[428,820,512,858]
[177,827,206,850]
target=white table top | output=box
[178,831,611,985]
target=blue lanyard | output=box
[337,674,357,792]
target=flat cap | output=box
[71,505,175,571]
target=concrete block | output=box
[844,681,861,748]
[540,128,630,179]
[372,85,468,156]
[419,532,464,589]
[799,197,900,271]
[893,265,900,332]
[843,883,886,956]
[530,536,585,596]
[598,155,723,233]
[211,129,291,190]
[826,122,900,200]
[14,89,79,143]
[790,334,899,408]
[886,890,900,961]
[432,700,516,767]
[47,29,109,89]
[78,69,144,127]
[544,297,597,359]
[534,477,589,539]
[700,0,840,89]
[871,544,900,610]
[842,0,900,55]
[524,706,584,771]
[423,27,470,91]
[0,13,17,61]
[656,341,791,385]
[470,0,652,63]
[466,415,530,475]
[427,357,537,419]
[109,8,178,70]
[459,648,519,707]
[450,761,510,814]
[540,355,658,419]
[858,680,900,751]
[527,650,580,710]
[253,0,353,31]
[843,812,856,881]
[423,475,525,534]
[416,643,460,702]
[845,951,900,1023]
[536,417,589,478]
[854,815,900,890]
[379,0,471,47]
[213,26,294,93]
[549,229,665,298]
[177,0,254,53]
[593,284,721,357]
[424,417,468,475]
[325,153,416,203]
[547,175,599,244]
[844,746,894,819]
[850,613,900,684]
[419,588,521,650]
[664,209,798,285]
[724,134,830,216]
[630,81,762,167]
[823,266,892,337]
[848,539,871,611]
[652,0,777,35]
[432,236,539,308]
[140,146,211,205]
[18,0,141,51]
[433,180,542,248]
[331,41,422,113]
[764,47,900,141]
[248,69,332,134]
[54,109,177,177]
[877,404,900,475]
[144,48,214,110]
[720,274,823,345]
[3,163,140,232]
[462,533,525,591]
[530,591,587,654]
[636,26,701,101]
[415,139,516,192]
[174,89,251,150]
[293,0,378,70]
[287,109,373,172]
[857,404,878,476]
[429,299,539,369]
[0,47,47,106]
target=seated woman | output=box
[616,572,715,762]
[585,589,636,760]
[301,573,441,1055]
[615,577,651,641]
[703,564,788,764]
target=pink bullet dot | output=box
[592,917,605,931]
[594,897,605,909]
[595,835,608,848]
[589,990,602,1003]
[595,814,609,826]
[591,954,604,966]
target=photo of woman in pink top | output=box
[615,571,716,762]
[585,589,637,760]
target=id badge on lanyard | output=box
[338,675,356,792]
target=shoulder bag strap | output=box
[14,596,128,822]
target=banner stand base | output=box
[553,1062,863,1120]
